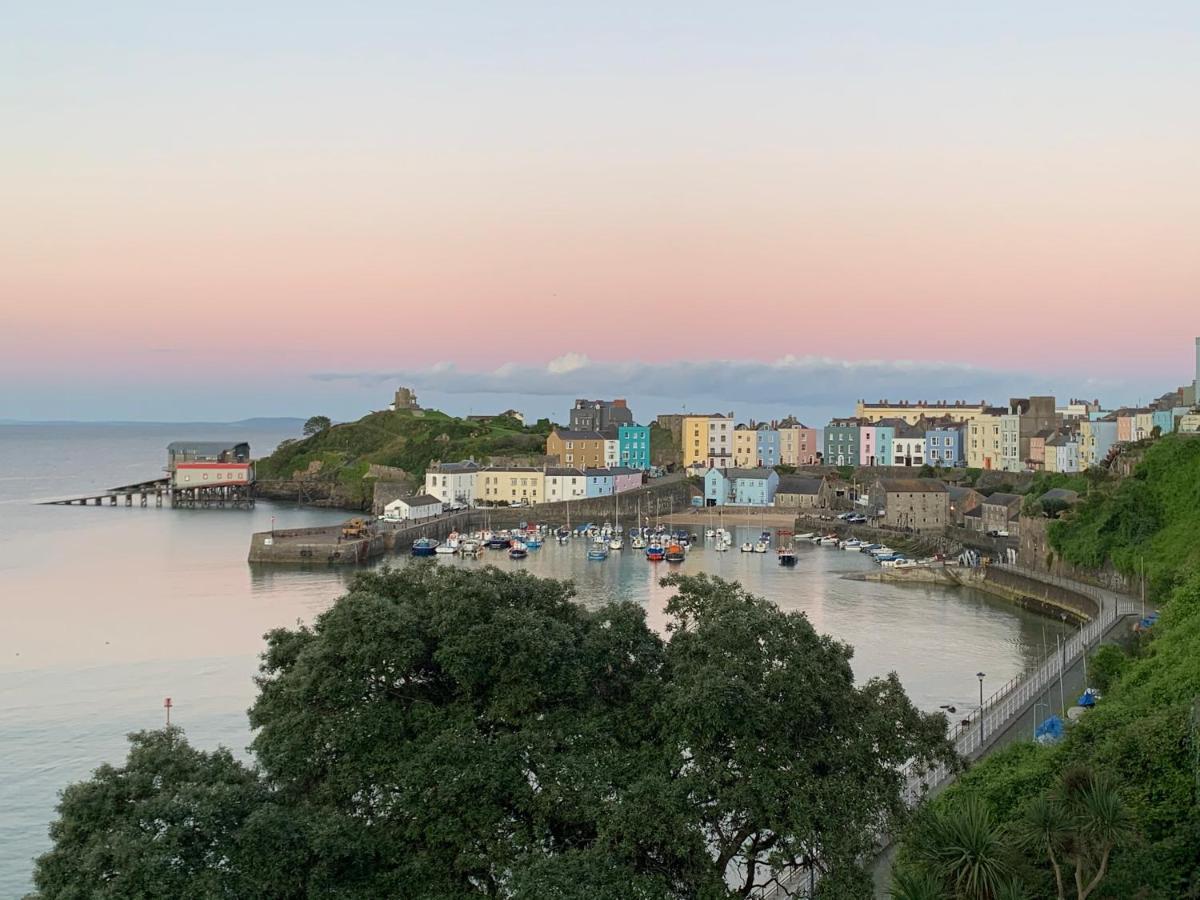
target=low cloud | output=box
[311,353,1042,415]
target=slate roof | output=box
[397,494,442,507]
[983,492,1022,508]
[1039,488,1080,504]
[544,467,585,477]
[552,429,607,441]
[725,467,777,481]
[777,476,824,495]
[877,479,947,493]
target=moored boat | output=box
[411,537,438,557]
[778,549,797,566]
[664,543,685,563]
[740,542,754,553]
[645,542,665,561]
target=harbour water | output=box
[0,423,1068,896]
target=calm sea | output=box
[0,422,1066,896]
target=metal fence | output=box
[756,564,1138,899]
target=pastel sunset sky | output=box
[3,2,1198,424]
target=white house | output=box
[384,493,443,521]
[603,437,620,467]
[423,460,479,508]
[544,466,587,502]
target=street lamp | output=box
[977,672,987,742]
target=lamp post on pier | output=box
[977,672,986,743]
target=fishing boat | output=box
[524,534,543,549]
[664,543,686,563]
[508,541,528,559]
[645,541,665,561]
[411,537,438,557]
[778,548,797,566]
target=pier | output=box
[42,477,254,509]
[248,510,476,565]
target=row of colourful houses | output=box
[424,459,644,507]
[826,387,1199,473]
[677,414,820,470]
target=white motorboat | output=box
[705,528,716,538]
[796,532,815,541]
[819,536,839,546]
[631,535,646,549]
[609,537,624,551]
[753,541,768,553]
[740,542,754,553]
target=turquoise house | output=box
[618,424,651,470]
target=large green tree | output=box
[33,566,953,898]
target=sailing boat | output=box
[631,497,646,549]
[608,490,623,550]
[557,499,571,543]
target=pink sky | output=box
[2,3,1198,414]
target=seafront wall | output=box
[860,563,1097,623]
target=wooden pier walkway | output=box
[41,477,254,509]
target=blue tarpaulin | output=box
[1036,715,1065,743]
[1077,689,1099,708]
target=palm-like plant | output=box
[1014,768,1134,900]
[1013,795,1072,899]
[905,795,1017,900]
[890,867,947,900]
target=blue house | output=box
[703,468,730,506]
[618,424,651,470]
[731,467,780,506]
[755,426,780,467]
[584,468,614,497]
[1152,409,1175,436]
[926,424,964,468]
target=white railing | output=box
[757,565,1138,899]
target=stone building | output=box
[569,399,633,433]
[391,387,420,410]
[774,475,829,510]
[981,492,1022,535]
[868,479,949,531]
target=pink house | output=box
[1116,410,1135,443]
[859,425,877,466]
[610,467,643,494]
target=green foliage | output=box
[255,407,553,505]
[1048,434,1200,591]
[775,463,797,475]
[34,567,953,898]
[32,728,299,900]
[302,415,331,436]
[964,468,983,486]
[1086,644,1128,693]
[896,567,1200,898]
[649,422,679,468]
[836,464,856,481]
[918,464,936,478]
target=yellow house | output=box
[681,414,733,468]
[733,425,758,467]
[966,414,1004,469]
[546,429,606,469]
[857,400,992,426]
[476,466,545,505]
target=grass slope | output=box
[894,435,1200,897]
[255,409,555,506]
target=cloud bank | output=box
[311,353,1051,418]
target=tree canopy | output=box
[302,415,332,436]
[33,566,952,899]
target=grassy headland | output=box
[254,409,556,506]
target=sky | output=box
[2,1,1198,424]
